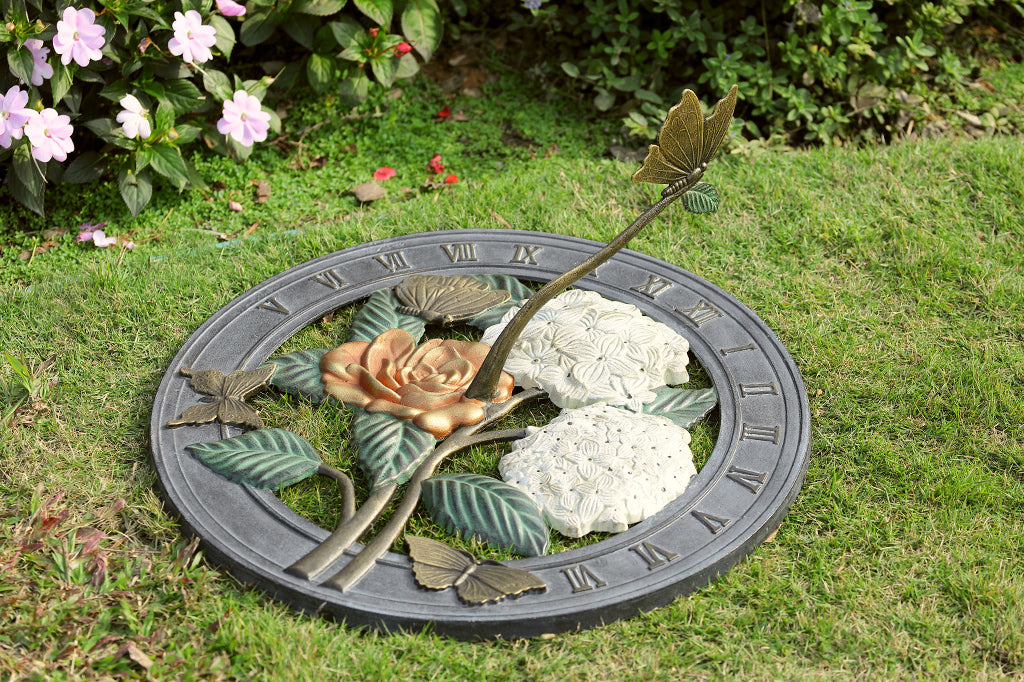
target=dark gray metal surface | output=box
[150,229,811,639]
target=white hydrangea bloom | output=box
[481,289,690,409]
[499,403,697,537]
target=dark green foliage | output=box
[0,0,443,216]
[458,0,1024,145]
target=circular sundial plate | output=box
[150,229,811,639]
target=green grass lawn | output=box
[2,69,1023,679]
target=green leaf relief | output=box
[186,428,322,490]
[348,289,426,343]
[421,474,550,557]
[682,182,720,214]
[350,410,435,491]
[264,349,329,403]
[640,386,718,429]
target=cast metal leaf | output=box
[166,365,276,428]
[264,349,329,403]
[421,473,550,557]
[639,386,719,429]
[632,84,738,196]
[185,428,322,490]
[350,410,436,491]
[396,274,511,325]
[348,289,426,343]
[681,182,720,214]
[405,535,546,605]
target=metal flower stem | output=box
[285,387,543,582]
[464,184,690,403]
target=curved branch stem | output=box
[318,463,356,526]
[464,190,686,402]
[322,388,545,592]
[286,388,545,583]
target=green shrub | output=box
[456,0,1024,145]
[0,0,444,216]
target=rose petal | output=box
[395,382,462,411]
[413,400,485,438]
[351,364,402,402]
[321,377,373,408]
[364,399,421,420]
[321,341,370,377]
[363,329,417,376]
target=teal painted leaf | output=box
[682,182,720,214]
[467,275,532,331]
[351,410,435,490]
[348,289,426,343]
[264,349,328,402]
[640,386,718,428]
[186,428,322,490]
[422,474,550,557]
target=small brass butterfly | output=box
[396,274,511,325]
[633,84,738,197]
[166,365,276,429]
[406,535,546,605]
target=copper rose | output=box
[320,328,515,438]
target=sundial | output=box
[150,86,811,639]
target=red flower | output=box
[368,27,379,37]
[373,166,396,181]
[436,105,451,119]
[444,174,458,184]
[394,42,413,56]
[427,153,444,174]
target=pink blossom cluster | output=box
[0,86,74,162]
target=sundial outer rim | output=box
[150,228,811,639]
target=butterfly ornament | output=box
[166,365,276,429]
[406,535,546,605]
[633,84,738,200]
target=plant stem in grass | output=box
[465,188,687,402]
[285,388,544,583]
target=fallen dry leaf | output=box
[42,228,67,239]
[451,110,471,122]
[118,641,154,670]
[252,180,271,203]
[351,181,386,202]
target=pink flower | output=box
[77,221,108,242]
[168,10,217,64]
[427,153,444,174]
[444,174,458,184]
[373,166,396,181]
[24,108,74,162]
[228,200,243,211]
[217,90,271,147]
[15,39,54,86]
[368,28,379,38]
[91,230,118,248]
[216,0,247,16]
[394,42,413,56]
[116,95,151,139]
[436,106,451,119]
[0,86,32,148]
[52,7,106,67]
